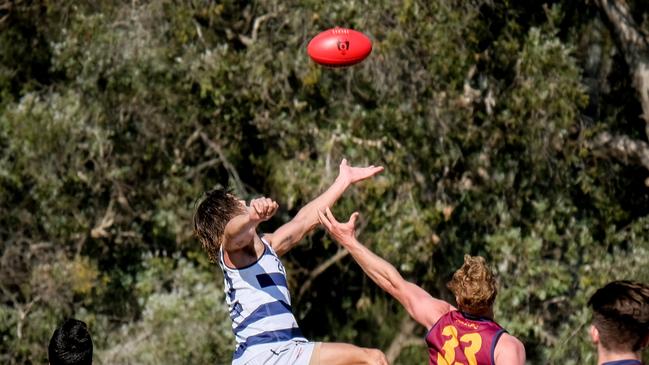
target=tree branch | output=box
[296,248,349,301]
[91,199,115,239]
[589,131,649,170]
[199,132,246,194]
[296,219,371,301]
[101,329,153,363]
[595,0,649,137]
[0,0,14,26]
[238,13,276,47]
[385,315,421,363]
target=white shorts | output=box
[243,340,320,365]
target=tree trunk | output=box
[595,0,649,138]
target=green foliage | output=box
[96,255,232,364]
[1,0,648,364]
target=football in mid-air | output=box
[307,27,372,67]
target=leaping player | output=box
[193,159,388,365]
[318,208,526,365]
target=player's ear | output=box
[589,325,599,344]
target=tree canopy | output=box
[1,1,648,364]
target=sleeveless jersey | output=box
[219,236,306,364]
[426,310,506,365]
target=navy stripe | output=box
[233,300,292,335]
[223,270,236,302]
[232,327,304,360]
[602,361,643,365]
[229,301,243,321]
[256,273,288,288]
[490,329,506,365]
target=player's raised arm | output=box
[265,159,383,256]
[318,207,452,329]
[223,197,278,251]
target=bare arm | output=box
[266,159,383,256]
[494,334,526,365]
[223,197,278,251]
[318,208,452,329]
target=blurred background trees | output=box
[1,0,648,363]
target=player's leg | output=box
[309,342,387,365]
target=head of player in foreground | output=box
[589,280,649,365]
[48,318,93,365]
[318,208,526,365]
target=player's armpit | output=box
[493,333,526,365]
[398,281,453,330]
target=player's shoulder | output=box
[499,333,524,350]
[494,333,526,365]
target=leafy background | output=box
[1,1,648,364]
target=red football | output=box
[307,27,372,67]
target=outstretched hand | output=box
[248,197,279,222]
[317,207,359,246]
[338,158,384,186]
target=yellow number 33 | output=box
[436,325,483,365]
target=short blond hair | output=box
[447,255,497,316]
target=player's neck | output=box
[461,307,494,320]
[597,345,641,364]
[223,234,264,268]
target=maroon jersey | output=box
[425,311,506,365]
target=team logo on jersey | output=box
[456,318,479,330]
[275,258,286,274]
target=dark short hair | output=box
[589,280,649,352]
[193,188,245,262]
[48,318,93,365]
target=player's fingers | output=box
[269,205,277,217]
[349,212,360,227]
[268,201,278,214]
[341,158,347,167]
[260,199,269,216]
[252,201,262,217]
[325,207,340,225]
[317,210,330,229]
[323,210,333,228]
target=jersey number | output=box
[436,325,483,365]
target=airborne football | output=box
[307,27,372,67]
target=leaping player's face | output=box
[225,192,247,214]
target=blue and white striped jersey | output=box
[219,235,306,364]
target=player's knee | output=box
[364,348,388,365]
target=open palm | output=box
[338,158,384,185]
